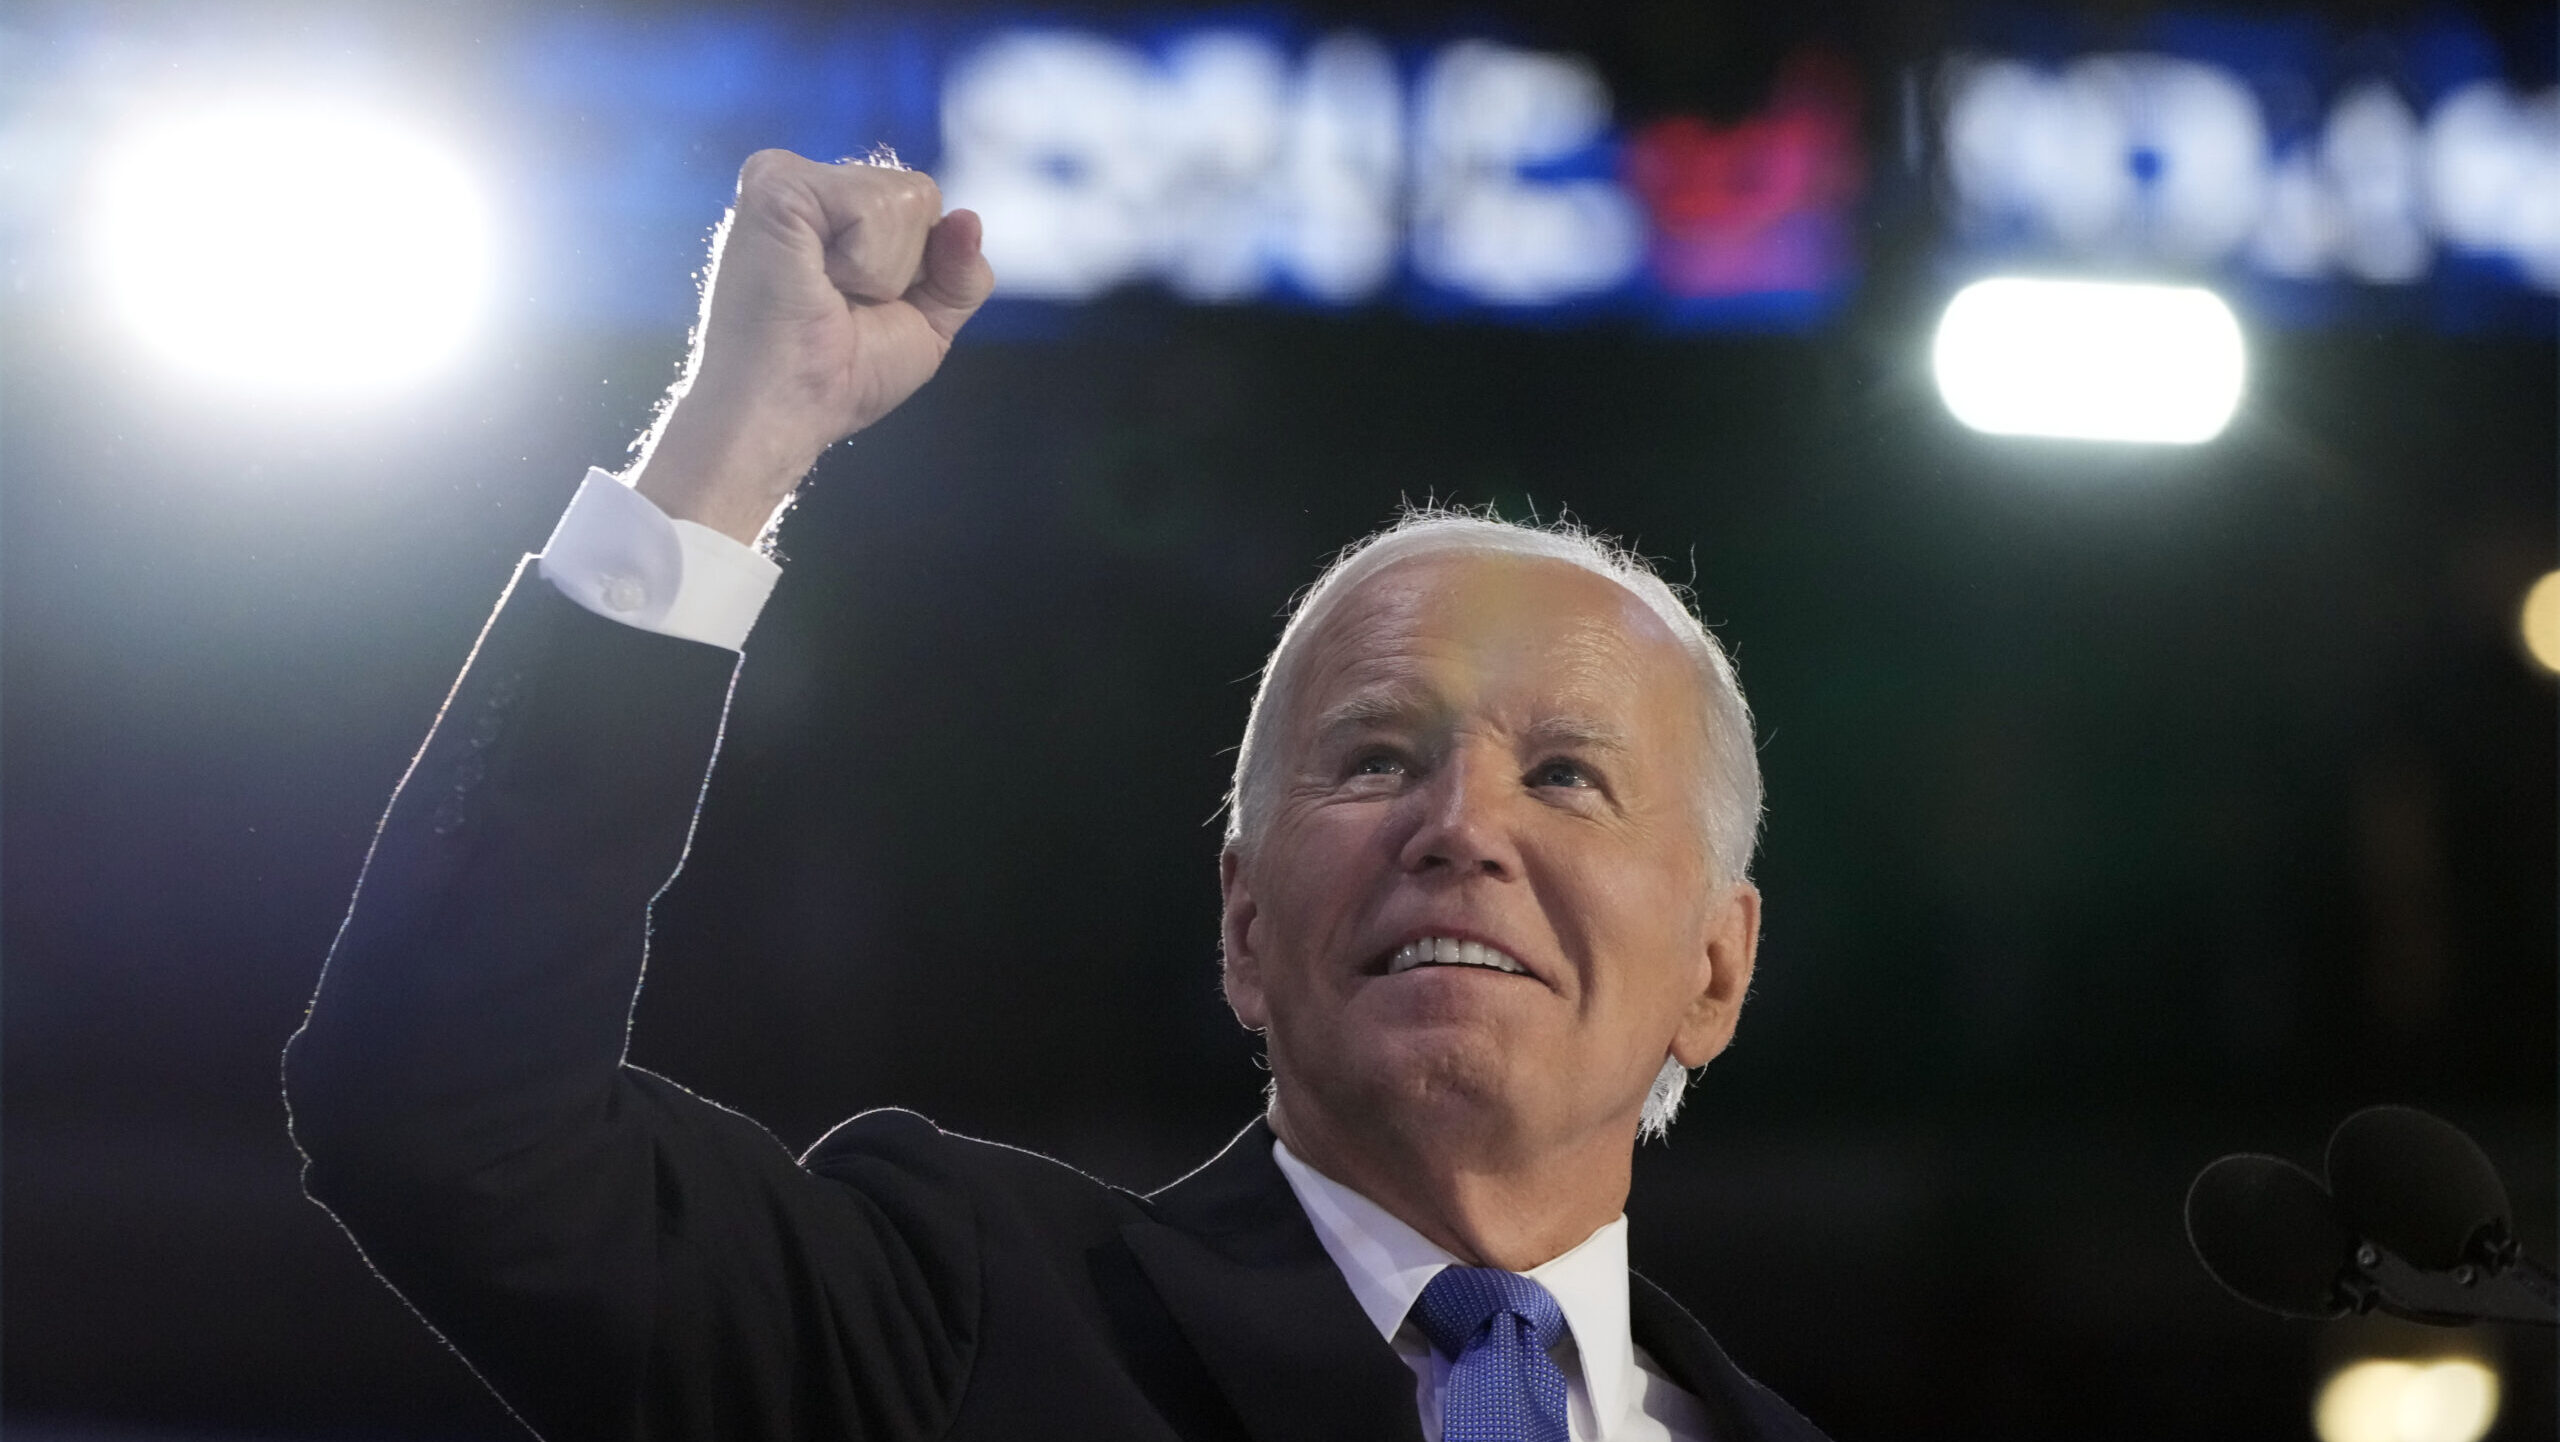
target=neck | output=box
[1266,1091,1634,1271]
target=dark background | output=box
[5,3,2554,1439]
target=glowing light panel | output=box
[2315,1358,2500,1442]
[1932,277,2244,444]
[90,101,492,396]
[2520,571,2560,674]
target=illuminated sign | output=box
[937,28,1862,323]
[1935,15,2559,310]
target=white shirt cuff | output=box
[536,468,781,652]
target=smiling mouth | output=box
[1385,936,1530,976]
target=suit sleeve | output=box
[282,561,979,1441]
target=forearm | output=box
[283,561,741,1188]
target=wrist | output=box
[628,400,821,545]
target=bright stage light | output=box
[2520,571,2560,674]
[2314,1358,2499,1442]
[89,101,492,397]
[1931,277,2245,444]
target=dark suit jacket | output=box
[284,561,1833,1442]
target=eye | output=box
[1527,757,1596,789]
[1348,748,1408,779]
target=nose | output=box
[1394,745,1520,882]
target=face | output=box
[1221,551,1759,1159]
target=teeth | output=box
[1387,937,1526,975]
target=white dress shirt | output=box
[536,474,1710,1440]
[538,468,781,651]
[1273,1142,1709,1442]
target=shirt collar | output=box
[1270,1138,1640,1437]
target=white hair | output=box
[1226,506,1762,1142]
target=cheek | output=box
[1548,838,1656,932]
[1254,813,1383,960]
[1271,806,1385,890]
[1547,839,1710,1003]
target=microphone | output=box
[2324,1106,2557,1326]
[2185,1107,2556,1327]
[2329,1105,2520,1270]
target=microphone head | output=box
[2326,1105,2512,1271]
[2186,1154,2357,1319]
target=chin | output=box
[1340,1030,1534,1129]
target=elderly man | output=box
[285,153,1827,1442]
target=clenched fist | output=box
[628,150,994,545]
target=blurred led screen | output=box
[1,6,2551,338]
[1935,10,2558,328]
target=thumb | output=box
[908,208,995,342]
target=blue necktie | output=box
[1411,1266,1572,1442]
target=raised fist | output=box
[630,150,994,544]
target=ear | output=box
[1219,847,1271,1031]
[1670,880,1759,1068]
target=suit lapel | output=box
[1628,1270,1831,1442]
[1122,1119,1424,1442]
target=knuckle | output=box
[736,147,799,194]
[835,168,899,216]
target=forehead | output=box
[1291,550,1694,725]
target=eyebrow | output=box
[1521,714,1632,754]
[1310,690,1632,755]
[1311,689,1435,740]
